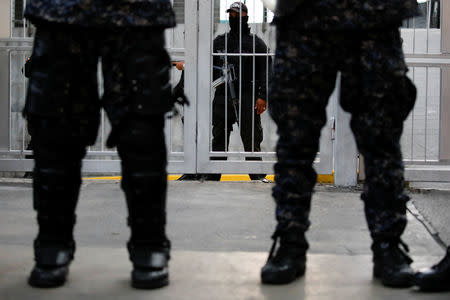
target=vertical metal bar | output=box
[411,67,415,161]
[425,67,429,161]
[10,0,14,38]
[9,51,12,151]
[169,112,173,153]
[251,0,256,153]
[211,0,215,153]
[168,1,175,156]
[439,67,450,160]
[443,0,450,53]
[164,117,171,153]
[0,49,10,151]
[22,0,26,38]
[183,0,200,173]
[266,45,269,112]
[101,109,105,152]
[239,0,243,148]
[172,2,175,49]
[426,0,431,53]
[224,1,229,153]
[165,74,172,153]
[22,51,26,152]
[413,15,416,54]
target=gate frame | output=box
[195,0,338,176]
[0,0,200,175]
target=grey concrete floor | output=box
[411,190,450,247]
[0,181,449,300]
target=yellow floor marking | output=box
[84,174,334,183]
[220,174,251,181]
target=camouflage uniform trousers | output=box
[269,27,417,243]
[25,25,173,245]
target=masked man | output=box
[208,2,271,181]
[261,0,419,288]
[24,0,179,289]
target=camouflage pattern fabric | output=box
[25,26,173,246]
[269,27,416,242]
[275,0,419,31]
[24,26,173,147]
[25,0,176,28]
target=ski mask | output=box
[229,15,249,33]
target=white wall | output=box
[0,0,11,38]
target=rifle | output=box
[212,63,240,122]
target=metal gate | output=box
[195,0,335,176]
[0,0,335,178]
[1,0,449,184]
[400,0,450,182]
[0,0,199,175]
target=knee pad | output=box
[33,165,81,243]
[122,170,168,242]
[33,164,82,210]
[31,129,85,214]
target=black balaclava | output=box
[229,15,250,34]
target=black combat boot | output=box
[414,247,450,291]
[128,240,171,289]
[372,239,414,288]
[122,170,171,289]
[28,164,81,288]
[28,240,75,288]
[261,231,308,284]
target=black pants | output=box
[269,28,416,242]
[211,92,265,179]
[25,25,172,246]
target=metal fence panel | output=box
[1,0,450,183]
[0,0,197,175]
[196,0,335,175]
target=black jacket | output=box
[213,27,271,101]
[275,0,420,31]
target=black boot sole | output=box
[28,271,67,288]
[261,266,306,285]
[373,268,414,288]
[414,277,450,292]
[132,277,169,289]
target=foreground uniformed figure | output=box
[414,246,450,291]
[24,0,177,289]
[261,0,420,287]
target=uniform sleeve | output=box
[213,35,225,94]
[254,36,271,101]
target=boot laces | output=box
[390,239,413,265]
[267,233,279,262]
[267,231,300,264]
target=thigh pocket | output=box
[24,69,67,117]
[394,76,417,122]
